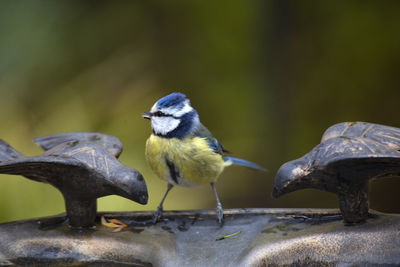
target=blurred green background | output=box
[0,1,399,223]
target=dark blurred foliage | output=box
[0,1,399,222]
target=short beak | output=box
[142,111,151,119]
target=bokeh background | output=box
[0,1,399,223]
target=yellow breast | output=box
[145,134,226,187]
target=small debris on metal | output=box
[188,215,203,220]
[216,230,242,241]
[101,216,128,232]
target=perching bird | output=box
[143,92,266,224]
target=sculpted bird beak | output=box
[142,111,151,119]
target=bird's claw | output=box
[153,206,163,224]
[216,203,224,225]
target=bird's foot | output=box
[216,203,224,226]
[152,206,163,224]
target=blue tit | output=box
[143,92,266,224]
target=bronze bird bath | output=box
[1,125,400,266]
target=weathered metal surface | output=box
[0,133,148,228]
[34,132,124,158]
[0,209,399,266]
[273,121,400,224]
[321,121,400,149]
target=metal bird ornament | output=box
[273,122,400,224]
[143,92,266,225]
[321,121,400,149]
[0,132,148,229]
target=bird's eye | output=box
[153,111,164,117]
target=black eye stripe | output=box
[152,111,167,117]
[152,111,178,118]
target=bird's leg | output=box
[153,183,174,224]
[211,182,224,225]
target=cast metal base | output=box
[0,208,399,266]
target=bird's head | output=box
[143,92,199,138]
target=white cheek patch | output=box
[151,116,180,135]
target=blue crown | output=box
[156,92,187,109]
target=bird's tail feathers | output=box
[223,156,267,171]
[0,140,25,162]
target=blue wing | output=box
[223,156,267,171]
[191,123,226,154]
[192,124,266,171]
